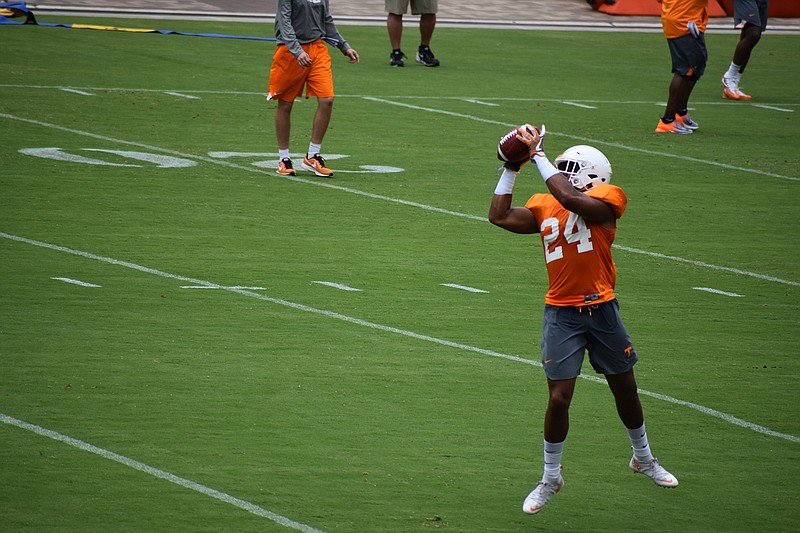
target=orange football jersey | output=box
[524,184,627,307]
[660,0,708,39]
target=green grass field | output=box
[1,14,799,532]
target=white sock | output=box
[279,149,290,161]
[307,143,321,157]
[725,62,741,80]
[542,440,564,482]
[627,423,654,463]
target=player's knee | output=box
[548,390,573,413]
[742,25,762,43]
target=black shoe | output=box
[390,49,406,67]
[416,46,440,67]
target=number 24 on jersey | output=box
[540,213,593,264]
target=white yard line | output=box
[58,87,94,96]
[2,231,797,444]
[164,91,201,99]
[441,283,489,293]
[52,277,102,287]
[611,245,799,287]
[181,285,266,290]
[464,99,499,106]
[311,281,362,291]
[752,104,793,112]
[0,413,326,533]
[562,101,597,109]
[693,287,745,297]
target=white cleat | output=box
[629,457,679,487]
[522,477,564,514]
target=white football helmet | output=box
[553,145,612,191]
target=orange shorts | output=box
[266,40,334,102]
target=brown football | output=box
[497,125,535,163]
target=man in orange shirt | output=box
[489,125,678,515]
[655,0,708,133]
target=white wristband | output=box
[494,168,517,195]
[533,154,559,182]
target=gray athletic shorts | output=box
[667,33,707,80]
[733,0,768,31]
[540,299,638,380]
[386,0,438,15]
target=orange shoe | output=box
[655,119,692,134]
[722,76,752,100]
[276,158,296,176]
[302,153,334,177]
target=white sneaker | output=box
[522,477,564,514]
[629,457,679,487]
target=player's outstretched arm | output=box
[488,195,539,234]
[488,165,539,234]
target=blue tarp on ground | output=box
[0,1,276,41]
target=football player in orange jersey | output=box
[655,0,708,133]
[488,125,679,515]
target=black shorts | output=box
[734,0,768,31]
[668,33,707,80]
[540,299,638,380]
